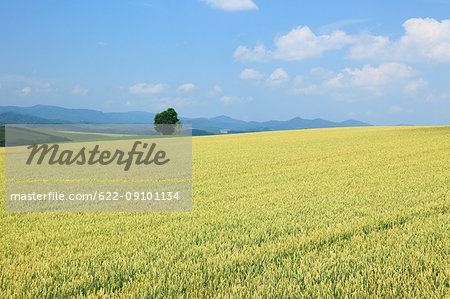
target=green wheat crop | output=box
[1,126,449,297]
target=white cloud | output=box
[394,18,450,62]
[272,26,354,61]
[98,41,107,47]
[347,35,391,61]
[291,63,427,98]
[177,83,196,93]
[323,63,422,94]
[235,18,450,63]
[72,85,89,96]
[266,68,289,86]
[238,67,291,87]
[199,0,258,11]
[233,42,268,62]
[208,85,222,96]
[220,95,253,104]
[239,68,265,80]
[349,18,450,62]
[235,27,353,62]
[129,83,167,94]
[17,87,31,96]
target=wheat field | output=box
[1,126,449,297]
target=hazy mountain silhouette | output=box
[0,105,372,135]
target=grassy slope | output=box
[0,126,449,297]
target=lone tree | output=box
[154,108,181,135]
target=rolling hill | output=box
[1,126,448,297]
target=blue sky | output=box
[0,0,449,125]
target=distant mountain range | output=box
[0,105,372,135]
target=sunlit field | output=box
[1,126,449,297]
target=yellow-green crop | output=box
[1,126,449,297]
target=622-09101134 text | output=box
[9,191,181,201]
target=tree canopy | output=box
[154,108,180,125]
[154,108,180,135]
